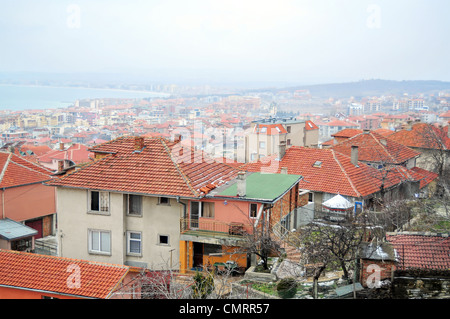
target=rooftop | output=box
[0,249,132,299]
[209,172,302,203]
[0,151,53,188]
[0,218,37,240]
[46,136,239,198]
[386,232,450,270]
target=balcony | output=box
[180,218,249,245]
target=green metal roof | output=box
[211,172,302,203]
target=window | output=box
[158,235,169,245]
[158,197,170,205]
[287,139,291,146]
[287,126,291,133]
[90,191,109,213]
[259,141,266,149]
[249,203,258,218]
[308,192,314,203]
[202,202,215,218]
[89,230,111,254]
[260,127,267,133]
[126,194,142,216]
[127,231,142,255]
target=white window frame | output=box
[126,231,142,256]
[88,229,111,255]
[88,190,110,214]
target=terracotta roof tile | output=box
[47,136,239,198]
[0,152,53,188]
[0,249,130,299]
[388,123,450,150]
[331,131,421,164]
[242,147,422,199]
[386,233,450,270]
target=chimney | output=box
[279,142,286,159]
[172,134,182,143]
[59,142,64,150]
[281,167,288,174]
[58,160,64,172]
[134,136,144,151]
[351,145,359,166]
[237,171,246,197]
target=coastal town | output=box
[0,82,449,300]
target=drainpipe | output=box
[177,196,187,230]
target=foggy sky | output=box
[0,0,449,86]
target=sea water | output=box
[0,84,166,111]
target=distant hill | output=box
[258,79,450,98]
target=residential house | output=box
[242,146,429,219]
[388,122,450,174]
[37,142,92,172]
[0,151,56,240]
[331,130,421,169]
[47,136,307,274]
[180,171,305,272]
[0,249,141,299]
[45,136,239,271]
[318,119,360,141]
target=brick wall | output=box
[360,259,396,287]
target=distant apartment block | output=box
[244,118,319,162]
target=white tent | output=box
[322,194,353,211]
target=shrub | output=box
[276,277,297,299]
[192,272,214,299]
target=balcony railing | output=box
[180,218,249,237]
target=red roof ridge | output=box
[331,149,362,197]
[159,138,200,198]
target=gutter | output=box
[0,284,96,299]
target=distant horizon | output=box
[1,71,450,91]
[1,1,449,89]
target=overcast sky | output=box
[0,0,449,86]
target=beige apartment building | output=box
[244,118,319,162]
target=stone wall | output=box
[392,274,450,299]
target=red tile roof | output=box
[243,147,384,198]
[305,120,319,130]
[409,167,439,189]
[331,131,421,164]
[386,233,450,270]
[0,152,53,188]
[331,128,363,138]
[242,147,426,199]
[388,123,450,150]
[254,123,287,135]
[47,136,239,198]
[37,143,93,165]
[0,249,131,299]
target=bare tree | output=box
[296,217,368,298]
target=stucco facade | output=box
[57,187,183,270]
